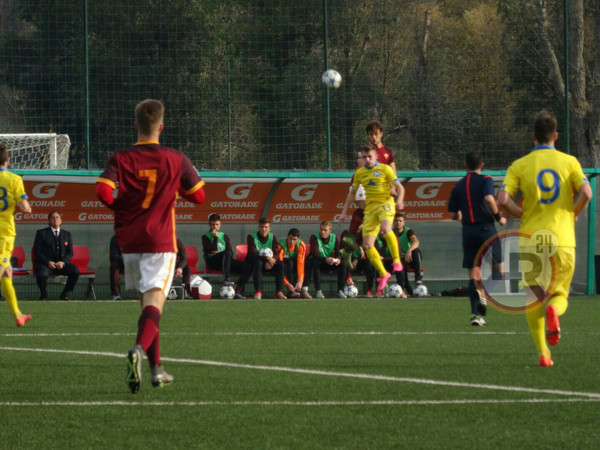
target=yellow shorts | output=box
[520,245,574,299]
[0,236,15,268]
[362,199,395,237]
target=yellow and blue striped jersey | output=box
[0,168,27,237]
[501,146,588,247]
[352,162,397,205]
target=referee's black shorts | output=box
[461,222,501,269]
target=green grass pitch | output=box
[1,295,599,449]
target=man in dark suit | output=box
[33,210,80,300]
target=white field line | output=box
[1,330,532,337]
[2,345,600,399]
[1,398,599,407]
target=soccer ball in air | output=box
[321,69,342,88]
[258,247,274,258]
[219,285,235,299]
[387,284,404,298]
[189,275,212,300]
[414,284,428,297]
[343,284,359,298]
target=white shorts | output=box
[123,253,176,295]
[352,185,366,202]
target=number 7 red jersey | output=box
[97,141,204,253]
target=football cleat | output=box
[470,315,487,326]
[340,249,353,270]
[288,290,300,298]
[337,290,347,299]
[375,290,385,298]
[275,291,287,299]
[126,345,143,394]
[16,314,31,327]
[545,304,561,346]
[392,262,403,273]
[342,234,359,252]
[366,290,373,298]
[315,290,325,299]
[376,272,392,293]
[234,291,247,299]
[300,289,312,299]
[151,365,174,387]
[477,291,488,316]
[223,280,235,287]
[538,355,554,367]
[254,291,262,300]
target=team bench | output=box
[10,246,97,299]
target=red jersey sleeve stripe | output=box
[96,177,116,189]
[184,180,205,195]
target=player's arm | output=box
[496,190,522,218]
[573,182,592,218]
[484,194,507,226]
[393,178,404,210]
[339,188,356,226]
[17,197,31,214]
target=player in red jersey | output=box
[343,121,397,263]
[96,99,205,393]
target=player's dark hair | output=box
[259,217,270,225]
[135,99,164,134]
[533,110,557,144]
[465,151,483,171]
[394,212,405,219]
[0,144,7,164]
[208,213,221,222]
[287,228,300,238]
[365,120,383,134]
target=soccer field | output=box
[1,296,599,449]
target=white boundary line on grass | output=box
[1,398,599,407]
[1,330,532,337]
[2,345,600,399]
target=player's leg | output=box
[273,260,287,299]
[525,301,552,366]
[463,225,486,324]
[110,260,123,299]
[380,220,402,271]
[230,259,252,298]
[60,262,80,300]
[0,238,30,326]
[124,253,175,392]
[222,249,234,284]
[545,248,575,347]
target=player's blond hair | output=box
[135,99,164,134]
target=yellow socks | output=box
[365,247,387,277]
[383,231,401,264]
[1,277,21,318]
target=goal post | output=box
[0,133,70,169]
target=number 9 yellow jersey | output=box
[501,146,588,247]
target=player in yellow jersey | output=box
[0,144,32,327]
[497,110,592,367]
[340,146,404,297]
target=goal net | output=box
[0,134,70,169]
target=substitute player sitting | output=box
[339,146,404,297]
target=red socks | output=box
[136,305,161,365]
